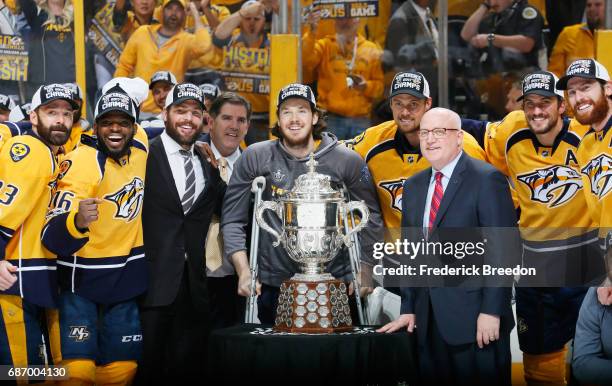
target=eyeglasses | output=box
[417,128,459,138]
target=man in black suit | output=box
[138,83,224,383]
[378,107,518,385]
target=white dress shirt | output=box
[210,140,241,181]
[160,130,205,200]
[423,152,463,232]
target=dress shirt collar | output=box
[430,151,463,183]
[210,140,241,166]
[161,130,195,156]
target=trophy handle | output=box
[342,201,369,247]
[256,200,283,247]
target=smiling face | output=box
[277,98,318,148]
[152,81,173,111]
[419,109,463,170]
[163,99,204,149]
[30,99,74,147]
[567,77,612,126]
[390,94,432,136]
[210,102,249,157]
[94,111,136,159]
[523,94,565,136]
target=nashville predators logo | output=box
[380,179,405,212]
[10,143,29,162]
[104,177,144,221]
[517,165,582,208]
[581,154,612,199]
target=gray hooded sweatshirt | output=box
[221,132,383,287]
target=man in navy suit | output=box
[378,107,518,385]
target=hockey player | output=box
[0,84,76,367]
[41,85,148,385]
[488,71,603,385]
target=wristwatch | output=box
[487,33,496,43]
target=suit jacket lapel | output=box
[412,170,431,228]
[189,148,219,211]
[152,139,182,208]
[433,153,468,229]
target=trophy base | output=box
[274,277,352,334]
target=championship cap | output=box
[149,71,178,89]
[517,71,564,101]
[30,84,79,111]
[165,83,205,110]
[198,83,221,100]
[162,0,187,9]
[277,83,316,108]
[557,59,611,90]
[389,71,430,99]
[0,94,16,112]
[62,83,84,101]
[94,85,138,122]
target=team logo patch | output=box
[522,6,537,20]
[10,143,29,162]
[68,326,90,342]
[517,165,582,207]
[272,169,285,182]
[379,179,405,212]
[104,177,144,221]
[581,154,612,199]
[359,165,371,183]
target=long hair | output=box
[270,105,328,140]
[39,0,73,29]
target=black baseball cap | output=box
[94,85,138,122]
[557,59,611,90]
[198,83,220,100]
[277,83,316,109]
[0,94,15,112]
[517,71,564,101]
[389,71,430,99]
[30,84,79,111]
[149,71,178,89]
[165,83,206,110]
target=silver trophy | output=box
[256,154,369,332]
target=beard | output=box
[574,92,610,126]
[38,121,71,146]
[165,114,201,147]
[97,130,135,161]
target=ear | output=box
[424,97,433,110]
[604,81,612,97]
[29,110,38,126]
[312,111,319,126]
[558,98,566,115]
[161,108,168,123]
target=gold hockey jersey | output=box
[42,127,148,304]
[0,133,59,307]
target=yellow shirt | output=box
[548,23,595,78]
[115,24,212,114]
[302,32,383,117]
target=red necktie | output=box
[428,171,444,232]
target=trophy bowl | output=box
[256,154,369,333]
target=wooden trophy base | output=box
[274,278,352,333]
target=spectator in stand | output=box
[115,0,212,117]
[212,0,271,144]
[19,0,76,96]
[302,14,384,139]
[383,0,439,101]
[460,0,544,76]
[0,0,17,34]
[140,71,178,134]
[548,0,605,78]
[113,0,158,43]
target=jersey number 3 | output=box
[0,180,19,206]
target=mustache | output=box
[49,124,69,132]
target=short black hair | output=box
[208,92,252,120]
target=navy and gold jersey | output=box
[0,133,59,308]
[42,126,148,304]
[577,116,612,248]
[499,118,595,242]
[0,122,26,149]
[62,119,92,154]
[351,120,486,229]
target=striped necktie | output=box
[179,149,196,214]
[428,171,444,233]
